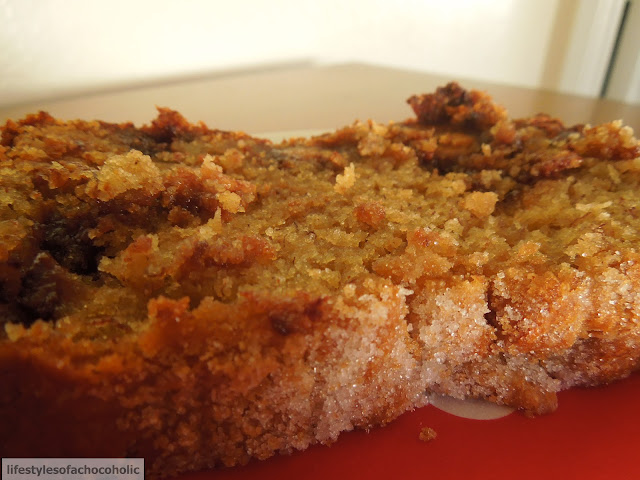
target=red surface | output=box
[173,373,640,480]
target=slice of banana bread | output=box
[1,83,639,478]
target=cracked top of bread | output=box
[1,83,639,478]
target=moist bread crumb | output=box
[419,427,438,443]
[1,84,640,478]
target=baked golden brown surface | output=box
[2,83,640,478]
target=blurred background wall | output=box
[0,0,637,108]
